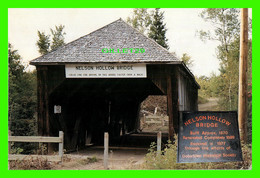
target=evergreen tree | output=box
[148,8,169,49]
[50,25,66,51]
[36,25,66,55]
[36,31,50,55]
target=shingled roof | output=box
[30,18,180,65]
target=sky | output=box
[8,8,252,77]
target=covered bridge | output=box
[30,19,199,151]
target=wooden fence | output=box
[143,115,169,126]
[8,131,64,163]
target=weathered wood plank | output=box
[36,66,49,137]
[104,132,109,170]
[166,66,179,140]
[146,115,168,120]
[70,117,81,150]
[167,74,175,141]
[9,136,62,143]
[145,121,162,124]
[8,154,62,162]
[58,131,64,163]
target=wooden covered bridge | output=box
[30,19,199,151]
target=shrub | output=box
[9,156,52,170]
[77,156,100,165]
[143,137,252,170]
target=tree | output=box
[199,9,252,127]
[50,25,66,50]
[181,53,194,69]
[199,8,252,143]
[126,8,152,35]
[36,25,66,55]
[199,8,241,110]
[36,31,50,55]
[148,8,169,49]
[9,43,37,153]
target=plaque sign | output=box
[65,64,146,78]
[177,111,242,163]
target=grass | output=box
[143,139,252,170]
[9,155,101,170]
[9,156,53,170]
[76,156,100,165]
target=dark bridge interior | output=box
[49,77,164,150]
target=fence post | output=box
[104,132,109,170]
[8,130,11,154]
[59,131,64,163]
[157,131,162,156]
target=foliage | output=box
[196,73,220,99]
[127,8,169,49]
[10,145,23,154]
[77,156,100,165]
[36,31,50,55]
[126,8,152,35]
[9,157,52,170]
[198,8,240,44]
[199,8,252,113]
[148,8,169,49]
[36,24,66,55]
[143,137,251,170]
[181,53,194,69]
[50,25,66,51]
[8,43,37,153]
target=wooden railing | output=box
[8,131,64,163]
[143,115,169,126]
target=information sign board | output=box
[177,111,242,163]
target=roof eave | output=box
[29,60,182,66]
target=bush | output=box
[143,137,252,170]
[9,157,52,170]
[77,156,100,165]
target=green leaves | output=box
[36,25,66,55]
[181,53,194,69]
[50,25,66,51]
[148,8,169,49]
[126,8,152,35]
[127,8,169,49]
[36,31,50,55]
[8,44,37,138]
[200,8,240,46]
[198,8,252,126]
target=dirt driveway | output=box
[53,147,148,170]
[198,98,219,111]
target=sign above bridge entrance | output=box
[65,64,147,78]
